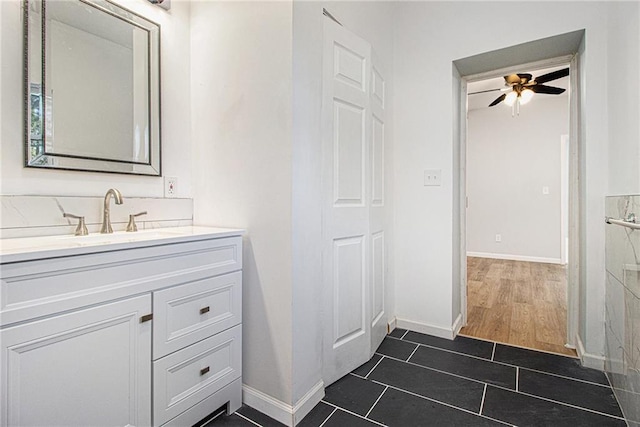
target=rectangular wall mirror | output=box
[24,0,161,175]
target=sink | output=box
[0,226,244,263]
[54,229,181,244]
[2,229,179,251]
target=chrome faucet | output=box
[100,188,124,233]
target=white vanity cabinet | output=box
[1,295,153,427]
[0,227,243,427]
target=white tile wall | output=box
[604,194,640,425]
[0,195,193,239]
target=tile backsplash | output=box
[604,194,640,425]
[0,195,193,239]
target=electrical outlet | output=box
[424,169,442,186]
[164,176,177,198]
[542,186,550,195]
[495,234,502,243]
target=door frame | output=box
[457,53,581,349]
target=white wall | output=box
[467,96,569,262]
[607,1,640,195]
[392,1,630,359]
[291,1,324,408]
[190,0,295,406]
[0,0,191,198]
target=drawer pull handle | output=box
[140,313,153,323]
[199,306,210,315]
[200,366,210,376]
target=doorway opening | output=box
[452,30,586,359]
[459,64,575,356]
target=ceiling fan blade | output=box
[534,68,569,84]
[488,93,507,107]
[530,85,566,95]
[468,88,503,95]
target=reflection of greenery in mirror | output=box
[24,0,161,175]
[29,84,43,157]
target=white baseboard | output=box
[242,380,324,427]
[292,381,325,425]
[467,251,563,265]
[575,335,605,371]
[396,317,456,340]
[387,317,397,334]
[243,385,293,426]
[452,313,463,336]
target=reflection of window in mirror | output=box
[29,84,42,141]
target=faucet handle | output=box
[63,213,89,236]
[126,211,147,232]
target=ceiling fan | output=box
[488,68,569,107]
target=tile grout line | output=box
[371,352,626,421]
[386,335,495,363]
[406,344,420,362]
[317,408,337,427]
[234,412,262,427]
[479,383,488,415]
[200,409,226,427]
[320,400,388,427]
[491,342,497,361]
[374,351,506,389]
[365,355,386,378]
[365,386,388,419]
[400,330,409,339]
[458,332,580,359]
[516,367,519,392]
[504,388,626,421]
[367,379,511,426]
[509,366,609,389]
[383,335,611,388]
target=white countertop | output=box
[0,226,244,264]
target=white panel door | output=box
[0,295,152,427]
[370,51,387,353]
[322,17,372,386]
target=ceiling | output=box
[467,65,569,111]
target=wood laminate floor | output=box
[459,257,577,357]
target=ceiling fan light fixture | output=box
[520,88,534,104]
[504,91,518,106]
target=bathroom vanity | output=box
[0,226,243,427]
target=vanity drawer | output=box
[153,271,242,359]
[153,325,241,426]
[1,236,242,327]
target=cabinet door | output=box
[1,295,152,427]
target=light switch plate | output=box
[424,169,442,186]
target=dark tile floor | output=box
[201,330,627,427]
